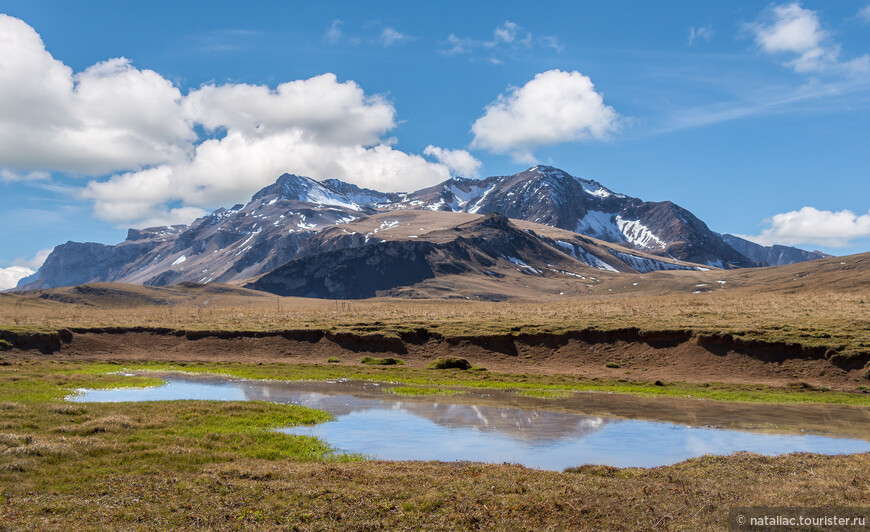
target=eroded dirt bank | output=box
[2,327,869,390]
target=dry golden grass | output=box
[2,287,868,353]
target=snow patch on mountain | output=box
[446,183,484,207]
[609,251,698,273]
[467,183,498,214]
[575,211,623,242]
[505,256,543,275]
[553,240,619,272]
[615,216,666,249]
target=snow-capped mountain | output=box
[19,176,367,289]
[388,166,754,267]
[247,212,708,299]
[17,166,821,292]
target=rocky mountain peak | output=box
[466,212,514,231]
[250,173,327,202]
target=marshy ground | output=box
[0,359,867,530]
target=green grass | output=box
[605,362,621,369]
[0,359,868,529]
[116,360,870,406]
[327,357,340,363]
[516,389,573,399]
[0,361,355,468]
[360,356,404,366]
[427,357,472,370]
[0,362,165,403]
[388,386,462,397]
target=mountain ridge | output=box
[15,165,826,294]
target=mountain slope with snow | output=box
[16,166,824,292]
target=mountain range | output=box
[16,166,829,298]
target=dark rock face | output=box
[721,234,830,267]
[18,166,824,291]
[246,212,704,299]
[249,240,440,299]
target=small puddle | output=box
[70,374,870,470]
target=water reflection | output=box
[71,374,870,470]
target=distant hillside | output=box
[721,234,830,266]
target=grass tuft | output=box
[49,404,86,416]
[360,356,404,366]
[427,357,472,370]
[565,464,623,477]
[2,442,74,457]
[0,433,32,447]
[79,415,140,434]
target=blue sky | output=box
[1,1,869,287]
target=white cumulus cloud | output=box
[0,14,192,176]
[0,14,471,228]
[83,129,460,227]
[182,74,396,146]
[741,206,870,247]
[0,266,34,291]
[470,69,619,162]
[860,5,870,23]
[0,248,52,290]
[749,3,869,74]
[423,146,481,177]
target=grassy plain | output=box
[0,360,868,530]
[0,254,868,528]
[2,286,869,356]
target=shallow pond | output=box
[70,374,870,470]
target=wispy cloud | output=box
[655,4,870,135]
[379,27,414,47]
[658,75,870,134]
[0,169,49,182]
[324,19,361,46]
[192,29,263,53]
[439,21,561,62]
[688,26,714,46]
[326,20,414,47]
[13,248,52,270]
